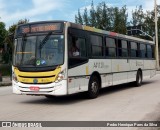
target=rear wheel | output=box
[87,76,100,99]
[135,70,142,87]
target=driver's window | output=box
[68,35,87,68]
[69,36,86,57]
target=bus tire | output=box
[135,70,142,87]
[87,75,100,99]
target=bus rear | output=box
[12,21,68,96]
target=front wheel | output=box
[135,71,142,87]
[87,76,100,99]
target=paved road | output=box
[1,74,160,130]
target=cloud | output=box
[80,5,91,12]
[127,0,160,20]
[0,0,67,28]
[143,0,160,12]
[0,0,5,10]
[1,0,159,29]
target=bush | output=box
[0,64,11,76]
[2,51,10,64]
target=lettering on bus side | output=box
[93,62,109,69]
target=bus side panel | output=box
[127,71,137,82]
[128,59,137,82]
[143,60,156,79]
[88,59,112,88]
[102,74,112,88]
[143,60,151,79]
[128,59,143,82]
[68,63,89,94]
[68,59,112,94]
[150,60,156,77]
[111,59,130,85]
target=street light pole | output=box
[154,0,159,70]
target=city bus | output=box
[12,21,156,99]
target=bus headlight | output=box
[12,72,18,82]
[55,70,66,83]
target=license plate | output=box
[30,86,40,91]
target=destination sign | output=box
[17,23,62,35]
[30,23,61,33]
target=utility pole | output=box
[155,0,159,70]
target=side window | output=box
[68,35,88,68]
[90,35,103,57]
[69,36,86,57]
[147,44,152,58]
[118,39,128,57]
[152,45,155,58]
[130,42,138,58]
[140,43,147,58]
[106,37,116,57]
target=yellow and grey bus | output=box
[12,21,156,98]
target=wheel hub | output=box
[91,82,98,93]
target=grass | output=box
[0,64,12,76]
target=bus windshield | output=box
[13,34,64,67]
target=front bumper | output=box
[12,80,67,96]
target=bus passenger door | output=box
[112,39,130,85]
[128,42,139,82]
[67,28,89,94]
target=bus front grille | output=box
[17,75,56,84]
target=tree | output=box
[143,11,154,37]
[4,18,29,63]
[119,6,128,34]
[17,19,29,25]
[113,7,120,33]
[75,15,78,24]
[77,9,83,24]
[131,5,144,26]
[96,3,103,29]
[83,7,89,25]
[101,2,111,30]
[89,0,96,27]
[0,22,7,48]
[5,18,29,45]
[75,1,128,34]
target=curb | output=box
[0,82,12,87]
[156,71,160,74]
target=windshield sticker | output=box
[41,60,46,65]
[36,60,41,66]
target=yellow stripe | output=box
[16,52,33,54]
[83,25,103,33]
[18,77,55,83]
[83,26,94,31]
[86,66,89,75]
[14,66,61,83]
[14,67,61,77]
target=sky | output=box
[0,0,160,29]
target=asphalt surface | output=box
[1,74,160,130]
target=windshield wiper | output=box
[38,32,52,59]
[39,32,52,49]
